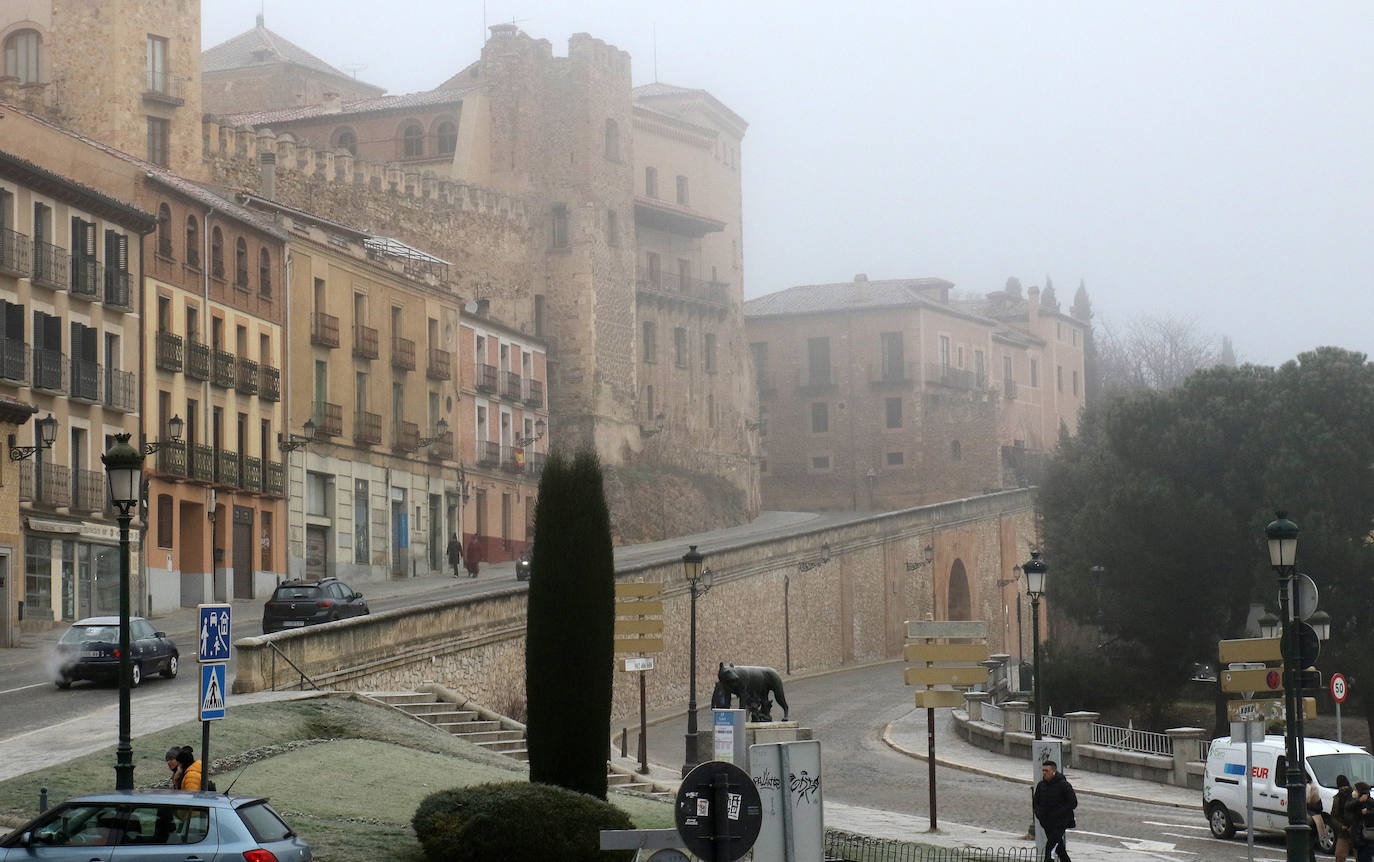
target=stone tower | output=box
[0,0,203,174]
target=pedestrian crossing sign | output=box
[200,663,227,721]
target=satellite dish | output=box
[464,301,479,314]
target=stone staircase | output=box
[363,690,674,800]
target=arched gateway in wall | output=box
[947,559,971,620]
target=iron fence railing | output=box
[70,256,102,300]
[1197,739,1212,762]
[215,449,240,487]
[391,336,416,371]
[393,420,419,453]
[75,469,105,512]
[155,330,183,372]
[825,830,1037,862]
[104,268,132,310]
[981,703,1003,727]
[18,461,71,507]
[427,347,452,381]
[189,444,214,483]
[259,365,281,401]
[1019,712,1070,740]
[33,347,66,393]
[235,357,259,394]
[31,241,68,290]
[1091,723,1173,757]
[186,340,210,380]
[353,324,378,360]
[501,370,521,400]
[477,439,499,466]
[265,461,284,496]
[310,312,339,348]
[156,440,187,477]
[476,363,497,392]
[69,358,100,402]
[523,378,544,407]
[354,411,382,445]
[0,227,31,277]
[211,349,236,388]
[313,401,342,437]
[0,340,29,385]
[242,456,262,492]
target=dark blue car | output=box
[54,616,179,689]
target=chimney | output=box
[851,273,868,302]
[1027,285,1040,316]
[258,150,276,200]
[854,273,868,282]
[476,298,491,318]
[322,92,341,114]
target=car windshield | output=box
[237,801,293,842]
[1309,752,1374,787]
[59,625,119,645]
[273,586,320,600]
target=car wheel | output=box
[1207,802,1236,839]
[162,654,178,679]
[55,675,71,690]
[1317,816,1335,854]
[130,662,142,688]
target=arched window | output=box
[3,30,41,85]
[156,203,173,258]
[185,215,200,267]
[604,118,619,160]
[946,560,971,621]
[436,121,457,156]
[210,226,224,279]
[332,127,357,156]
[401,122,424,159]
[259,247,272,296]
[234,237,248,287]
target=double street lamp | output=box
[1265,512,1309,862]
[681,544,713,776]
[101,433,144,791]
[1023,551,1048,741]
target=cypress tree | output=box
[525,447,615,798]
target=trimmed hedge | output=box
[413,781,634,862]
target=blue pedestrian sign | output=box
[200,663,227,721]
[198,604,232,663]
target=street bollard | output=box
[39,786,47,813]
[620,727,627,759]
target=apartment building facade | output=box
[744,275,1088,512]
[0,147,152,628]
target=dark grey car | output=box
[54,616,179,689]
[0,790,311,861]
[261,578,369,634]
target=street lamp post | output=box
[1265,511,1307,862]
[101,433,144,791]
[1023,551,1048,741]
[681,544,712,776]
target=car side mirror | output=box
[154,632,166,638]
[19,831,31,846]
[353,592,363,600]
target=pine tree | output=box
[525,447,615,799]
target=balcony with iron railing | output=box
[313,401,342,437]
[69,358,101,403]
[0,228,31,278]
[429,430,453,461]
[155,331,183,372]
[393,420,419,453]
[104,268,132,311]
[31,241,69,290]
[634,267,730,308]
[871,360,916,389]
[211,349,235,388]
[798,366,837,392]
[353,324,378,360]
[70,256,102,300]
[236,357,259,395]
[33,347,66,393]
[523,378,544,407]
[310,312,340,348]
[0,340,29,386]
[215,449,240,487]
[186,339,210,380]
[106,369,136,412]
[391,336,416,371]
[476,363,497,392]
[1004,378,1018,400]
[427,347,452,381]
[926,363,978,391]
[499,370,521,400]
[155,440,187,477]
[242,456,262,492]
[189,444,214,483]
[19,461,71,507]
[477,439,500,466]
[500,445,525,473]
[259,365,280,402]
[143,70,185,106]
[526,451,547,476]
[265,461,285,496]
[354,410,382,446]
[74,469,105,513]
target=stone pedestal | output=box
[1167,726,1209,787]
[746,720,808,747]
[964,691,992,723]
[1066,711,1100,768]
[1000,701,1030,755]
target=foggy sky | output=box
[203,1,1374,366]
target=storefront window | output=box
[92,544,119,616]
[25,537,52,622]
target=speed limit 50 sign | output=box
[1331,672,1349,704]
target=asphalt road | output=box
[0,569,517,741]
[643,661,1296,860]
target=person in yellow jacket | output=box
[166,746,204,790]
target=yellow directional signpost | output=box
[616,581,664,774]
[904,619,989,830]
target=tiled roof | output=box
[202,17,375,86]
[633,82,748,132]
[214,86,472,128]
[744,278,954,318]
[633,82,699,99]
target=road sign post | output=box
[616,582,664,775]
[196,603,231,791]
[1331,673,1349,743]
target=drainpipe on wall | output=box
[203,207,216,600]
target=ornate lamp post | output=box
[681,544,712,776]
[1023,551,1048,740]
[1265,511,1307,862]
[101,432,144,790]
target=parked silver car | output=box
[0,790,311,861]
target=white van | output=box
[1204,735,1374,852]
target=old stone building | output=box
[744,274,1087,512]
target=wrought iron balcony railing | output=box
[155,331,183,372]
[476,363,497,392]
[353,324,378,360]
[477,439,499,466]
[104,268,132,311]
[31,241,68,290]
[310,312,340,348]
[354,410,382,445]
[70,256,102,300]
[75,469,105,512]
[215,449,239,487]
[0,340,29,386]
[523,378,544,407]
[242,456,262,492]
[394,420,419,453]
[236,357,259,394]
[186,340,210,380]
[33,347,66,393]
[313,401,342,437]
[189,444,215,483]
[259,365,281,402]
[106,369,136,412]
[427,348,452,381]
[155,440,187,477]
[19,460,71,507]
[501,371,521,400]
[429,430,453,461]
[391,337,416,371]
[69,358,101,403]
[211,349,236,388]
[265,461,285,496]
[0,228,31,278]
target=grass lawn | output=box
[0,694,675,861]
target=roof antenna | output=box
[652,24,658,83]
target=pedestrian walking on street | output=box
[464,537,481,578]
[1033,759,1077,862]
[446,533,463,578]
[1350,781,1373,862]
[1332,774,1354,862]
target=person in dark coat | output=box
[1332,774,1354,862]
[446,534,463,578]
[1352,782,1374,862]
[464,537,481,578]
[1033,760,1077,862]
